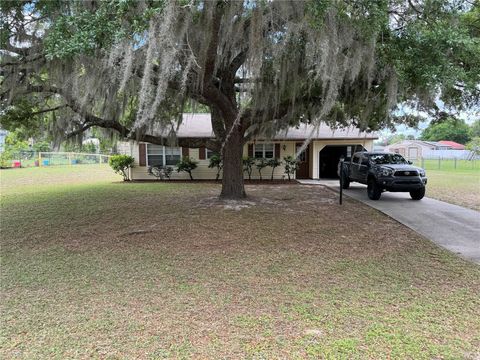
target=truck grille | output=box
[394,170,418,176]
[395,180,421,185]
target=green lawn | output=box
[408,159,480,211]
[1,166,480,359]
[424,169,480,211]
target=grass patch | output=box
[425,169,480,211]
[1,166,479,358]
[408,159,479,210]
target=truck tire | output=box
[341,174,350,189]
[410,187,425,200]
[367,178,382,200]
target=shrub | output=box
[148,165,173,180]
[176,156,198,180]
[243,156,255,180]
[0,151,12,168]
[163,166,173,179]
[283,156,299,181]
[256,158,269,180]
[108,155,134,181]
[32,141,51,152]
[208,153,223,181]
[267,158,282,180]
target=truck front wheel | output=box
[367,179,382,200]
[410,187,425,200]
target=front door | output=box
[296,143,310,179]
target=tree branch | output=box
[30,104,67,116]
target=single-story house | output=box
[118,113,377,180]
[384,140,452,160]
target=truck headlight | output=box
[381,168,394,177]
[419,169,426,177]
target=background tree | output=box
[466,137,480,153]
[1,1,479,198]
[470,119,480,138]
[420,117,472,144]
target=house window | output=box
[206,148,216,159]
[147,144,164,166]
[147,144,181,166]
[254,143,274,159]
[165,147,181,165]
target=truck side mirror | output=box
[408,160,413,164]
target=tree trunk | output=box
[220,128,246,199]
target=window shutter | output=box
[139,143,146,167]
[275,143,281,159]
[199,147,206,160]
[182,147,189,157]
[248,144,253,157]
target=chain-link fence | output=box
[1,151,110,168]
[411,158,479,171]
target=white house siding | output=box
[244,141,297,180]
[129,141,296,180]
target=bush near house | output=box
[108,155,134,181]
[176,156,198,180]
[208,154,223,181]
[148,165,173,180]
[243,157,255,180]
[284,156,299,181]
[255,158,269,180]
[267,158,282,180]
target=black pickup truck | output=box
[338,152,427,200]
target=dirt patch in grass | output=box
[1,168,480,359]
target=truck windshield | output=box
[369,154,408,165]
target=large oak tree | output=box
[1,0,479,198]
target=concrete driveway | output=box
[300,179,480,264]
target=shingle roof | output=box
[175,113,377,140]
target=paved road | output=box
[299,179,480,264]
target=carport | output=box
[319,145,365,178]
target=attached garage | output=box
[319,145,365,178]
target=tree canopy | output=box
[420,117,473,144]
[1,0,479,197]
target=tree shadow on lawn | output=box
[1,183,480,359]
